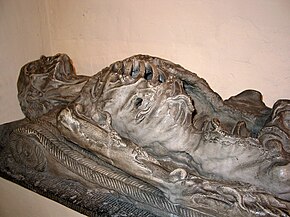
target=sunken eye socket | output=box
[135,97,143,108]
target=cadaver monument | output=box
[0,54,289,217]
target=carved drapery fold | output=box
[1,54,289,217]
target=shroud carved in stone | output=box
[0,53,289,217]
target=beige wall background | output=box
[0,0,289,216]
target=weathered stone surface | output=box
[1,54,289,216]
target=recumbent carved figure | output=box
[9,54,290,216]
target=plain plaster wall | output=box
[0,0,289,217]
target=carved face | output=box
[98,60,198,152]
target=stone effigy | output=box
[0,54,289,217]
